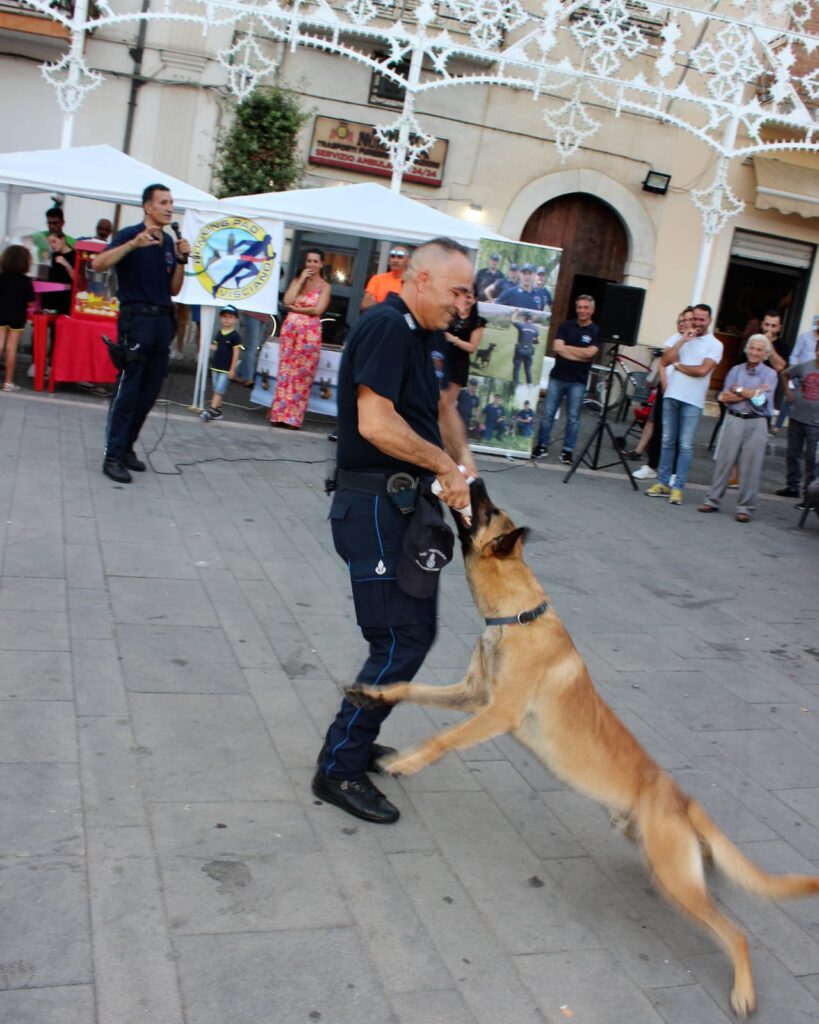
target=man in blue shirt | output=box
[474,253,504,301]
[482,394,506,440]
[93,183,190,483]
[313,238,475,825]
[495,264,550,311]
[533,295,599,463]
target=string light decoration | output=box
[18,0,819,237]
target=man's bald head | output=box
[402,237,474,330]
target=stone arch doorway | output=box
[522,192,629,334]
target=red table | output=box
[29,312,59,393]
[49,317,119,392]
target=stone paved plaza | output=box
[0,391,817,1024]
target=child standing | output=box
[201,305,243,421]
[0,245,35,392]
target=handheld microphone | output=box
[171,221,188,263]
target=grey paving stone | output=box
[100,540,199,580]
[669,767,778,844]
[2,537,65,579]
[64,543,105,589]
[129,692,293,802]
[77,716,146,829]
[107,577,219,627]
[705,728,819,790]
[67,587,114,640]
[0,576,66,611]
[175,929,395,1024]
[0,856,91,989]
[152,800,348,934]
[514,949,665,1022]
[0,762,82,859]
[0,699,76,763]
[63,514,99,546]
[116,623,247,695]
[0,650,72,701]
[242,667,324,768]
[0,609,69,651]
[321,830,453,994]
[196,568,280,669]
[776,786,819,830]
[646,983,734,1024]
[72,637,128,718]
[389,850,551,1024]
[683,948,819,1023]
[391,988,477,1024]
[86,825,183,1024]
[0,985,95,1024]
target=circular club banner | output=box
[188,216,278,302]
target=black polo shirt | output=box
[109,223,176,307]
[337,293,445,474]
[551,319,600,384]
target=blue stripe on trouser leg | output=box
[320,487,439,780]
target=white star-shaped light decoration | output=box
[446,0,529,52]
[217,32,277,102]
[571,0,647,78]
[691,160,745,240]
[770,0,811,31]
[374,114,435,174]
[800,67,819,103]
[542,90,601,160]
[344,0,378,25]
[41,53,103,114]
[690,23,761,104]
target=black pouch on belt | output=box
[396,493,454,598]
[386,471,420,515]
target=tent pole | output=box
[194,306,216,412]
[60,0,91,148]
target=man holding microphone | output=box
[93,183,191,483]
[313,237,476,824]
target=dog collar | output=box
[484,601,549,627]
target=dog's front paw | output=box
[379,748,428,778]
[344,685,386,709]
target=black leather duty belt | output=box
[119,304,174,317]
[727,409,762,419]
[337,469,422,496]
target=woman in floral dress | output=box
[270,248,331,429]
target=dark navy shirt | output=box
[513,321,539,356]
[474,267,504,300]
[551,319,600,384]
[109,223,176,307]
[495,284,548,311]
[210,328,244,372]
[337,293,445,474]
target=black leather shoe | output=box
[316,742,397,775]
[122,450,146,472]
[776,487,799,497]
[102,458,132,484]
[311,771,400,824]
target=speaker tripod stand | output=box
[563,343,638,490]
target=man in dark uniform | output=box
[511,309,541,385]
[485,262,518,301]
[482,394,507,440]
[313,237,475,825]
[474,253,504,301]
[94,184,190,483]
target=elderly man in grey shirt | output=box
[699,334,777,523]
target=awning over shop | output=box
[753,156,819,219]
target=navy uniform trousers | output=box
[105,308,174,461]
[319,486,438,780]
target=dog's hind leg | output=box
[640,813,754,1018]
[380,704,517,777]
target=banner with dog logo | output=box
[468,238,562,458]
[251,341,342,418]
[175,209,285,313]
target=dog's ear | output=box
[490,526,528,558]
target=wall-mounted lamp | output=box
[642,171,671,195]
[464,201,484,223]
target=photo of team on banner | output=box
[465,239,562,457]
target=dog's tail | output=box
[687,799,819,899]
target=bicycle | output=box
[584,348,658,421]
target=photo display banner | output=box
[466,238,563,459]
[251,342,342,418]
[175,209,285,313]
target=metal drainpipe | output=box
[115,0,150,227]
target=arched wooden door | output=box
[522,193,629,337]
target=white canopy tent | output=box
[221,182,502,249]
[0,144,217,240]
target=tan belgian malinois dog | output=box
[346,478,819,1018]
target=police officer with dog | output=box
[313,237,476,824]
[94,183,191,483]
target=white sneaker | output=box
[2,382,21,392]
[632,465,657,480]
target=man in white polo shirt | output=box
[646,303,723,505]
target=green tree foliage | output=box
[213,88,308,198]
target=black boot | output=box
[102,458,132,483]
[311,772,400,824]
[122,450,146,472]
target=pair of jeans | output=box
[538,379,585,451]
[786,418,819,495]
[236,313,265,381]
[658,397,702,489]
